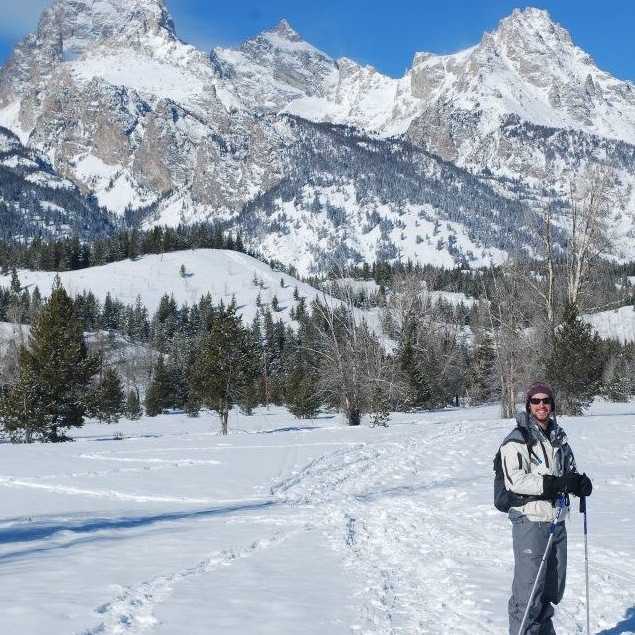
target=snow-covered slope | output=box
[0,249,332,324]
[2,247,632,349]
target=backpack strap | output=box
[517,425,539,465]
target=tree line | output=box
[2,166,635,441]
[1,253,634,442]
[0,224,246,274]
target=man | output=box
[500,380,592,634]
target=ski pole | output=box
[517,492,568,635]
[580,496,590,635]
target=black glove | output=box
[579,473,593,497]
[543,473,590,498]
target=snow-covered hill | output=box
[3,248,634,346]
[0,249,333,323]
[0,249,393,349]
[0,401,633,634]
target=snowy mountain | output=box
[2,2,635,274]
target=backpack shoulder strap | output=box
[505,425,539,461]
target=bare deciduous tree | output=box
[309,293,370,426]
[531,166,620,334]
[564,167,618,309]
[479,262,534,418]
[304,267,399,426]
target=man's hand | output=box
[543,472,592,498]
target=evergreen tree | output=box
[74,290,101,331]
[166,361,189,410]
[262,309,287,405]
[102,293,122,331]
[126,295,150,341]
[285,355,322,419]
[369,383,390,427]
[91,368,126,424]
[125,387,143,420]
[9,268,21,294]
[546,301,605,415]
[0,277,101,442]
[188,305,257,434]
[601,339,634,402]
[151,293,179,347]
[28,286,43,323]
[144,356,173,416]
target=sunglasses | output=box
[529,397,552,405]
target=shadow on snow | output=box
[0,498,276,562]
[597,607,635,634]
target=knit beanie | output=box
[525,380,555,412]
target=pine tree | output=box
[125,387,143,420]
[0,276,101,442]
[102,292,120,330]
[285,357,322,419]
[546,301,605,415]
[9,267,21,294]
[91,368,125,424]
[166,361,189,409]
[188,304,257,434]
[144,356,172,416]
[369,383,390,427]
[127,295,150,341]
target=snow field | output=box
[0,403,633,634]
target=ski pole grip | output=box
[579,495,586,514]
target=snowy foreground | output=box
[0,402,634,635]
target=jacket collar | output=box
[515,410,559,444]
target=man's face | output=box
[529,393,552,426]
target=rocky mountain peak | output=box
[409,4,635,143]
[238,19,334,71]
[496,7,572,45]
[210,19,337,110]
[32,0,175,59]
[270,19,303,43]
[483,7,592,72]
[0,0,178,106]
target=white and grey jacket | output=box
[499,411,577,523]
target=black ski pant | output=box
[508,518,567,635]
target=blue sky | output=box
[1,1,634,82]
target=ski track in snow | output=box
[270,419,635,634]
[79,531,295,635]
[271,420,503,634]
